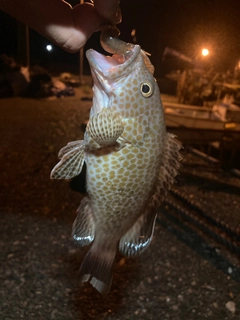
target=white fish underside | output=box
[51,34,181,295]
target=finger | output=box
[43,3,103,52]
[0,0,103,53]
[60,3,102,52]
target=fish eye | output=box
[140,81,153,97]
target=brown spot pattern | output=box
[84,49,167,239]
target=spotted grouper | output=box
[51,27,181,295]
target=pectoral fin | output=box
[72,197,95,246]
[50,141,85,179]
[86,108,124,146]
[58,140,84,159]
[119,210,157,256]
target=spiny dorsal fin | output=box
[72,197,95,246]
[119,209,157,256]
[152,132,182,207]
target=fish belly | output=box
[85,138,163,235]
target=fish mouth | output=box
[86,45,141,81]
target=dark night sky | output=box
[1,0,240,76]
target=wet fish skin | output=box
[51,29,181,295]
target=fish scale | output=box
[51,27,181,295]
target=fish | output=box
[50,26,181,295]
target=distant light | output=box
[131,29,137,43]
[202,48,209,57]
[46,45,53,52]
[131,29,136,37]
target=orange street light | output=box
[202,48,209,57]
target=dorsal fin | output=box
[152,132,182,207]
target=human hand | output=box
[0,0,121,52]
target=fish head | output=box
[86,44,162,119]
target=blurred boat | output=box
[163,101,240,145]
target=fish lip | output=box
[86,45,140,79]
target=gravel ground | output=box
[0,87,240,319]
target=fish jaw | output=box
[86,45,141,115]
[86,45,141,83]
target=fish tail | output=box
[79,243,116,295]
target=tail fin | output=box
[79,246,116,295]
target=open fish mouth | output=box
[86,45,140,80]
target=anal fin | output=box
[119,209,157,257]
[72,197,95,246]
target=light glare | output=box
[46,45,53,52]
[202,48,209,56]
